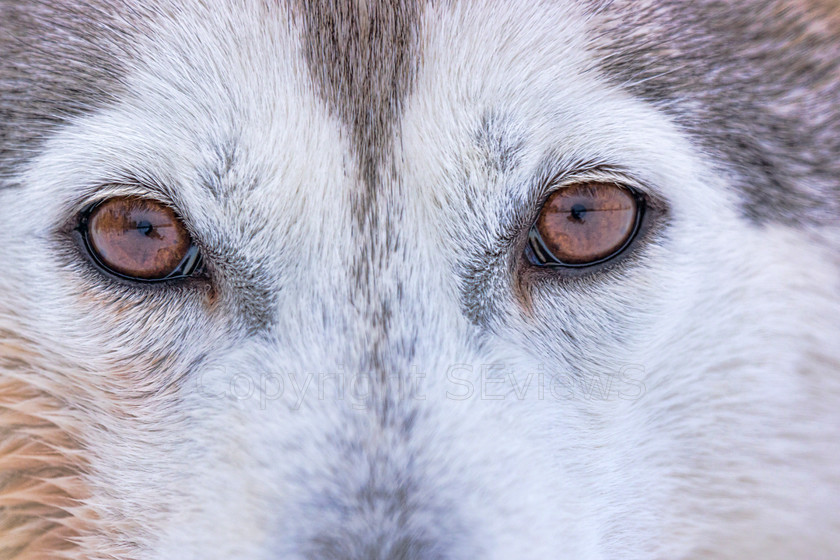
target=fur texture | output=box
[0,1,838,559]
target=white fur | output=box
[1,1,838,558]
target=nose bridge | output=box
[345,228,470,416]
[278,205,480,560]
[338,248,437,425]
[284,363,475,560]
[281,0,465,546]
[336,167,446,379]
[274,328,475,560]
[298,426,456,560]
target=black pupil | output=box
[136,220,154,236]
[570,203,587,222]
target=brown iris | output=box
[84,197,197,280]
[530,182,641,266]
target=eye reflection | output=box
[82,197,200,281]
[529,182,642,267]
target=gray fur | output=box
[474,111,524,177]
[293,0,423,218]
[302,433,451,560]
[291,0,425,431]
[591,0,840,224]
[0,1,137,180]
[296,1,420,405]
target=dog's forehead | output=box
[2,0,838,221]
[292,0,422,212]
[124,1,594,190]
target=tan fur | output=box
[0,329,149,560]
[0,345,91,559]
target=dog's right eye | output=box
[79,197,202,282]
[527,182,643,267]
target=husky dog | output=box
[1,1,838,558]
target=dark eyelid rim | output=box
[526,184,647,268]
[75,197,204,284]
[502,163,668,283]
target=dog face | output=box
[1,1,838,558]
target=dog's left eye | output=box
[528,181,643,267]
[80,197,202,281]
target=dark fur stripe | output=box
[292,0,423,218]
